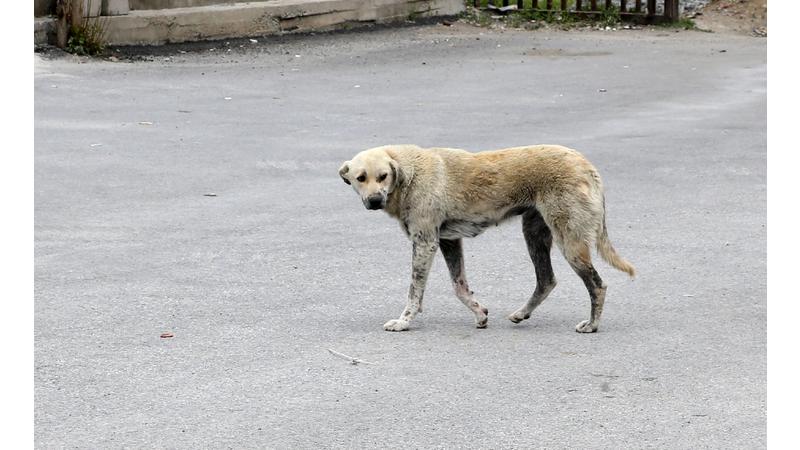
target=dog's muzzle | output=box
[365,194,385,210]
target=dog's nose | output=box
[367,196,384,210]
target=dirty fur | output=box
[339,144,635,332]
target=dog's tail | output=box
[596,199,636,278]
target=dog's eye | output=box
[378,173,387,182]
[356,174,366,183]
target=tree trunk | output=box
[55,0,84,49]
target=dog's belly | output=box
[439,219,494,239]
[438,207,530,240]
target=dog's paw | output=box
[507,310,531,324]
[575,320,598,333]
[383,319,410,332]
[475,307,489,329]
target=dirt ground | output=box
[693,0,767,36]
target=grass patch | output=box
[463,1,690,31]
[598,5,621,27]
[460,7,495,28]
[481,0,577,9]
[57,0,108,56]
[461,0,627,30]
[67,19,107,55]
[658,17,697,30]
[509,9,578,29]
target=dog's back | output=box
[403,145,604,222]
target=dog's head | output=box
[339,147,402,210]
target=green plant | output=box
[598,5,621,27]
[555,10,576,27]
[661,17,697,30]
[505,13,525,28]
[515,9,549,23]
[61,1,108,56]
[463,0,621,31]
[460,7,494,28]
[66,23,106,55]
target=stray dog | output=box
[338,145,635,332]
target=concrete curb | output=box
[34,17,57,46]
[36,0,465,47]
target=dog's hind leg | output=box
[440,238,489,328]
[508,209,557,324]
[562,239,607,333]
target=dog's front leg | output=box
[384,237,439,331]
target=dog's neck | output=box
[383,149,416,219]
[384,172,417,219]
[384,187,405,219]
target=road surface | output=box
[35,23,766,448]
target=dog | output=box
[338,144,635,332]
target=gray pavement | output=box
[35,24,766,448]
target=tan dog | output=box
[339,144,635,332]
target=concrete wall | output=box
[35,0,56,16]
[35,0,466,46]
[33,0,127,17]
[34,0,107,17]
[105,0,465,45]
[129,0,273,9]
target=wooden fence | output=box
[475,0,681,23]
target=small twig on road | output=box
[327,348,376,366]
[589,372,621,378]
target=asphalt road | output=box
[34,23,766,448]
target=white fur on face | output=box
[343,150,396,208]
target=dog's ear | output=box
[338,161,351,185]
[385,149,412,190]
[388,159,401,189]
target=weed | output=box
[58,0,108,56]
[505,13,526,28]
[463,0,688,32]
[505,7,577,30]
[598,5,621,27]
[66,22,107,55]
[659,17,697,30]
[460,7,495,28]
